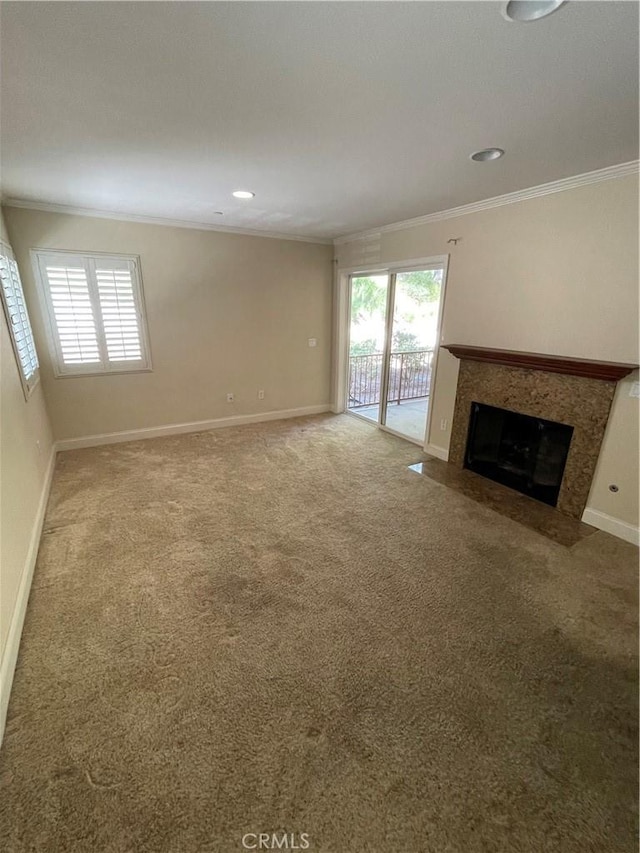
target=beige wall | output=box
[336,175,639,528]
[0,210,54,664]
[3,208,334,440]
[588,372,639,526]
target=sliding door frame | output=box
[333,255,450,449]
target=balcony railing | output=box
[348,349,434,408]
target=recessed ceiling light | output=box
[232,190,255,199]
[470,148,505,162]
[502,1,566,22]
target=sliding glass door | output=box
[383,269,443,441]
[347,265,444,444]
[347,274,390,425]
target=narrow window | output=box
[32,251,151,376]
[0,251,40,398]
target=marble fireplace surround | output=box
[443,345,638,520]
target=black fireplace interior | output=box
[464,402,574,507]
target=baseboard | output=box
[0,444,57,745]
[55,405,333,451]
[425,443,449,462]
[581,507,640,546]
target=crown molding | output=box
[3,159,636,247]
[333,160,639,245]
[0,199,332,246]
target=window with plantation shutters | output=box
[0,249,40,398]
[32,251,151,376]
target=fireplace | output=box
[464,402,573,507]
[443,345,637,519]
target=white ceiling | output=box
[1,1,638,241]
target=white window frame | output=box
[31,249,152,378]
[0,241,40,400]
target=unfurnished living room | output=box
[0,2,638,851]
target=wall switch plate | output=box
[308,338,317,348]
[226,393,234,402]
[258,390,265,400]
[629,381,640,399]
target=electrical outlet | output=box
[440,419,447,431]
[258,390,265,400]
[629,381,640,399]
[226,393,234,403]
[308,338,317,348]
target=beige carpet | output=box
[1,414,637,852]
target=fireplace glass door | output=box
[464,402,574,506]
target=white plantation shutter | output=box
[34,251,150,376]
[95,262,143,362]
[45,262,101,366]
[0,252,40,396]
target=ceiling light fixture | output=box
[502,1,566,22]
[470,148,505,162]
[232,190,255,199]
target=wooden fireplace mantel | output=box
[442,344,638,382]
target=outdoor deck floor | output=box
[349,398,429,443]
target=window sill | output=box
[53,366,154,379]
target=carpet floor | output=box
[0,414,637,853]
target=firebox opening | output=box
[464,402,574,507]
